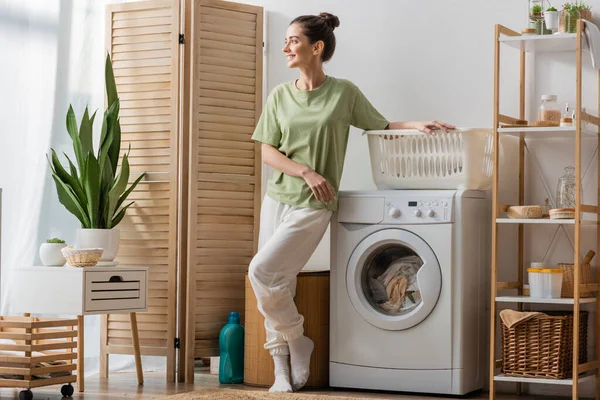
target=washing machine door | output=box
[346,228,442,331]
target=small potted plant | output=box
[560,1,592,33]
[545,6,559,32]
[40,238,68,266]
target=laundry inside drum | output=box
[361,244,423,316]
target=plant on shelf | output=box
[547,6,558,11]
[40,238,68,266]
[47,53,145,261]
[46,238,65,244]
[561,1,591,33]
[562,1,591,11]
[545,5,560,31]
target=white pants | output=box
[248,195,332,356]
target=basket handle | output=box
[583,250,596,264]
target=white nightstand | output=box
[11,266,148,392]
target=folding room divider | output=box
[104,0,263,382]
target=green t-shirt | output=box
[251,76,389,211]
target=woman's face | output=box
[283,23,321,69]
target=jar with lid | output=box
[529,0,547,34]
[565,5,581,34]
[538,95,561,125]
[556,166,581,208]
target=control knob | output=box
[414,210,422,217]
[427,209,435,217]
[388,207,401,219]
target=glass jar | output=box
[556,166,580,209]
[538,95,561,125]
[529,0,548,34]
[565,5,581,34]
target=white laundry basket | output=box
[365,128,494,190]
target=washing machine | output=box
[330,190,488,395]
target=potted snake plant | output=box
[47,54,145,262]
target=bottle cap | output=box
[541,94,557,101]
[561,117,573,123]
[228,312,240,324]
[522,28,537,34]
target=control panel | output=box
[384,197,453,224]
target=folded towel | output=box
[499,309,542,329]
[583,19,600,70]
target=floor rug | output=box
[155,388,377,400]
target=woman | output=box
[248,12,454,393]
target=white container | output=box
[76,228,120,261]
[364,128,494,190]
[39,243,67,266]
[528,268,564,298]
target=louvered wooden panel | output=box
[104,0,180,382]
[184,0,263,382]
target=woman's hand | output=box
[302,169,336,205]
[412,120,455,135]
[386,121,456,135]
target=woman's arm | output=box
[386,120,455,134]
[261,143,336,204]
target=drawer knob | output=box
[109,276,124,282]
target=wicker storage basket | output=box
[559,9,592,33]
[501,311,588,379]
[558,250,595,298]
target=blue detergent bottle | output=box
[218,311,244,384]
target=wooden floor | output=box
[0,370,582,399]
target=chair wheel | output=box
[61,384,74,397]
[19,389,33,400]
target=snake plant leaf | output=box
[99,99,119,173]
[51,174,90,228]
[64,153,80,182]
[50,149,86,206]
[105,53,118,110]
[66,105,84,169]
[116,172,145,212]
[79,107,93,157]
[108,118,121,175]
[101,158,114,229]
[84,151,100,228]
[107,153,130,229]
[111,201,134,227]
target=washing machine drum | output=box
[346,229,442,331]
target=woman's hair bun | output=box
[318,12,340,30]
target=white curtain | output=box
[0,0,165,376]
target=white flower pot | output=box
[545,11,559,30]
[76,229,120,261]
[39,243,67,266]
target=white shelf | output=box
[494,373,595,385]
[496,218,574,224]
[498,126,598,138]
[499,33,577,53]
[496,295,596,304]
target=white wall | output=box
[240,0,600,396]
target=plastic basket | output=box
[365,128,493,190]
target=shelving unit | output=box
[490,22,600,399]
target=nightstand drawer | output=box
[84,270,147,313]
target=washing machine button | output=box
[427,209,436,217]
[388,207,401,219]
[414,209,422,217]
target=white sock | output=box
[288,335,314,391]
[269,355,292,393]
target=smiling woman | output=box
[246,11,455,394]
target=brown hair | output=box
[290,12,340,62]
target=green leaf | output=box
[101,158,114,228]
[108,119,121,175]
[105,53,118,109]
[116,172,145,211]
[51,174,90,228]
[111,201,134,227]
[66,105,84,169]
[83,151,100,228]
[99,99,119,172]
[50,149,86,207]
[107,154,130,228]
[79,107,93,157]
[64,153,80,182]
